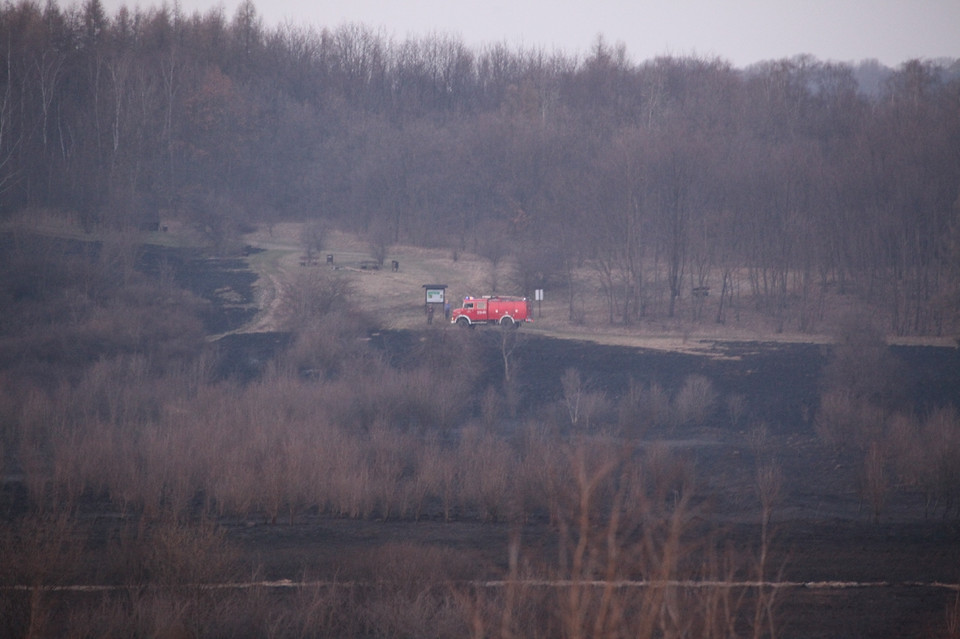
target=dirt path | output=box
[235,224,309,334]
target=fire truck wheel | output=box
[499,316,515,327]
[456,316,470,327]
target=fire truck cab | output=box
[451,295,531,328]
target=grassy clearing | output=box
[239,223,935,353]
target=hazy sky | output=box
[101,0,960,68]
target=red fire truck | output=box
[451,295,532,328]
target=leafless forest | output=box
[2,0,960,333]
[2,0,960,637]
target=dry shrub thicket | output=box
[464,440,776,639]
[814,314,960,520]
[1,353,781,636]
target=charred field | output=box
[182,325,960,638]
[3,237,960,639]
[185,244,960,638]
[358,328,960,638]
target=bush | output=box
[823,312,902,407]
[859,441,887,522]
[618,381,673,434]
[918,407,960,518]
[814,389,885,453]
[673,375,717,427]
[278,269,365,332]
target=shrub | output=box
[756,461,783,528]
[746,421,770,459]
[823,311,902,407]
[918,407,960,518]
[859,441,887,522]
[885,412,925,488]
[627,381,673,431]
[458,425,516,521]
[278,311,377,380]
[814,389,884,453]
[727,393,748,429]
[277,269,364,332]
[673,374,717,427]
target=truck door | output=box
[476,300,488,321]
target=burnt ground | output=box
[137,243,262,335]
[6,237,960,637]
[209,329,960,639]
[221,517,960,639]
[160,240,960,638]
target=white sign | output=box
[535,289,544,301]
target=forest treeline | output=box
[2,0,960,334]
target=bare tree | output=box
[300,220,328,262]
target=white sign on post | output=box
[535,289,543,301]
